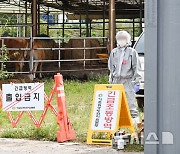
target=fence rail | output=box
[0,32,109,78]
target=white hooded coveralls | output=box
[108,45,142,118]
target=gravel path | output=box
[0,138,144,154]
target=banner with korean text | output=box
[2,83,44,111]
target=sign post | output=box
[87,84,135,145]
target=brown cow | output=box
[26,35,58,78]
[35,34,59,60]
[32,40,46,78]
[25,39,45,78]
[63,39,103,65]
[0,38,28,72]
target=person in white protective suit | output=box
[108,30,142,123]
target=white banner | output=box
[2,83,44,111]
[91,90,120,131]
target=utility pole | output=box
[145,0,180,153]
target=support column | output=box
[62,8,65,45]
[103,0,106,46]
[25,0,28,37]
[139,0,143,34]
[133,18,135,42]
[32,0,37,37]
[47,8,50,36]
[79,14,82,37]
[38,1,40,35]
[86,0,89,37]
[89,20,92,37]
[62,8,65,38]
[109,0,115,52]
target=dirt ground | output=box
[0,138,144,154]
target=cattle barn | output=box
[0,0,144,79]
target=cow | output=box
[25,34,59,78]
[0,38,28,72]
[0,35,58,78]
[63,38,103,65]
[31,39,45,78]
[35,34,59,60]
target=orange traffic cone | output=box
[55,73,76,142]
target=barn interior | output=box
[0,0,144,79]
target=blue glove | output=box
[134,84,140,93]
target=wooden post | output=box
[109,0,115,52]
[32,0,37,37]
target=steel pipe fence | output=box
[0,25,108,78]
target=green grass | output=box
[0,75,144,152]
[0,75,109,142]
[124,144,144,152]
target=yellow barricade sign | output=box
[87,84,135,145]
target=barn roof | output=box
[0,0,144,19]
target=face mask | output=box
[117,40,127,47]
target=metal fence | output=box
[0,26,109,78]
